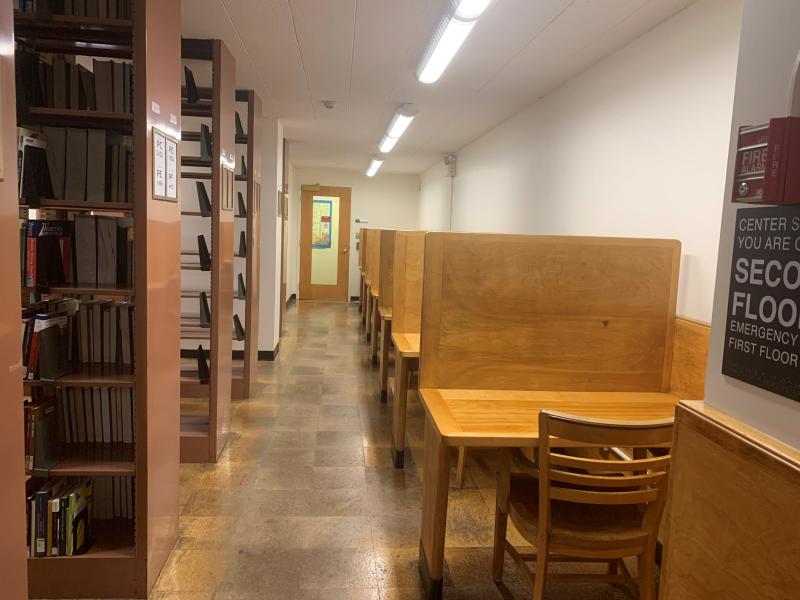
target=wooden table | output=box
[417,388,680,600]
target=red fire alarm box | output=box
[732,117,800,204]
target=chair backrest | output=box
[537,410,674,538]
[365,228,381,289]
[669,317,710,400]
[392,231,426,335]
[378,230,397,313]
[419,233,681,392]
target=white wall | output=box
[257,118,283,353]
[288,167,420,298]
[418,0,742,323]
[419,162,452,231]
[705,0,800,449]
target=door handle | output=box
[342,247,349,253]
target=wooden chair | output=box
[378,229,397,402]
[364,228,381,344]
[493,410,674,600]
[358,226,368,317]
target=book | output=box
[30,397,62,478]
[42,127,67,199]
[93,59,114,112]
[68,62,80,110]
[19,134,53,202]
[37,312,70,381]
[64,127,88,201]
[86,129,107,202]
[96,216,118,286]
[52,56,68,109]
[73,213,97,286]
[26,219,72,287]
[78,65,96,111]
[112,60,124,113]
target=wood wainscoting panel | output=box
[669,317,710,399]
[660,401,800,600]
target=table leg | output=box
[419,417,451,600]
[370,305,380,365]
[359,274,364,314]
[379,318,392,402]
[364,292,372,339]
[391,352,411,468]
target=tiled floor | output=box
[154,301,635,600]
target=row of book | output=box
[22,215,134,289]
[19,127,133,204]
[60,387,135,445]
[24,388,135,477]
[22,298,135,381]
[17,0,133,19]
[16,50,133,115]
[26,476,133,559]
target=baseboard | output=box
[181,349,246,360]
[258,341,280,361]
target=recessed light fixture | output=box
[366,154,386,177]
[416,0,494,84]
[377,104,417,154]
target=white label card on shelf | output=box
[151,100,161,114]
[152,127,179,202]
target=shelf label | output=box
[151,100,161,115]
[153,128,178,202]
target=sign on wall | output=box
[723,205,800,401]
[152,128,178,201]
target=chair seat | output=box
[379,306,392,320]
[508,473,648,551]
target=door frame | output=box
[299,185,351,301]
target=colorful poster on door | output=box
[312,199,333,248]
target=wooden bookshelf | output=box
[232,89,262,400]
[179,38,235,464]
[11,2,182,597]
[1,4,30,598]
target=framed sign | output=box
[152,128,178,201]
[0,62,4,182]
[722,205,800,401]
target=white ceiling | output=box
[182,0,696,175]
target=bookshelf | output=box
[11,1,182,597]
[232,89,262,400]
[179,38,235,463]
[1,4,30,598]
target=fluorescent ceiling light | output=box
[455,0,494,20]
[366,155,385,177]
[416,0,493,84]
[387,105,417,139]
[379,135,399,153]
[416,17,475,84]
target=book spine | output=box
[25,236,36,287]
[34,491,49,558]
[27,329,40,380]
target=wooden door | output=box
[299,185,351,301]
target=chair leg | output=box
[493,449,511,581]
[532,538,549,600]
[455,447,467,488]
[638,543,657,600]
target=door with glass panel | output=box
[299,185,351,301]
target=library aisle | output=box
[154,302,632,600]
